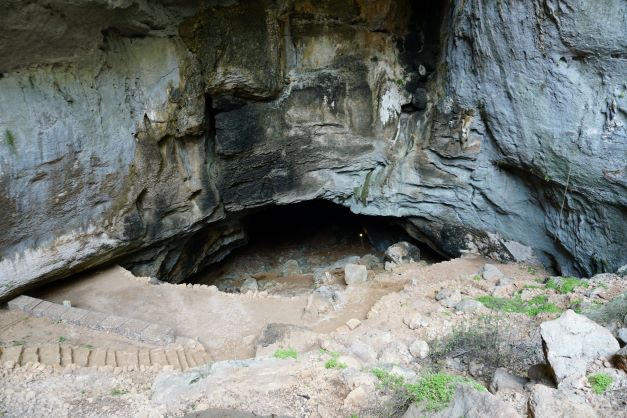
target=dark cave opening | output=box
[188,200,444,293]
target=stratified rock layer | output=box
[1,0,625,299]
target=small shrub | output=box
[273,348,297,360]
[325,357,348,369]
[428,314,543,376]
[472,275,482,281]
[588,373,613,394]
[58,336,66,343]
[545,276,588,294]
[110,387,128,396]
[527,266,538,275]
[406,373,486,411]
[371,369,485,412]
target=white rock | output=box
[528,384,598,418]
[540,309,620,383]
[346,318,361,330]
[403,313,430,329]
[408,340,429,359]
[481,264,505,281]
[344,263,368,285]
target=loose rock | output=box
[344,264,368,285]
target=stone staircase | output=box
[6,295,175,345]
[0,343,210,372]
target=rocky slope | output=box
[1,0,625,299]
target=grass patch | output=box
[545,276,589,294]
[588,373,613,395]
[371,369,485,412]
[110,387,129,396]
[11,340,26,346]
[527,266,538,275]
[325,357,348,370]
[273,348,297,360]
[476,294,561,317]
[472,274,482,281]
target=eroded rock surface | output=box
[1,0,626,298]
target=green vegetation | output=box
[11,340,25,346]
[110,387,129,396]
[588,373,613,395]
[545,276,589,294]
[58,336,66,343]
[273,348,297,360]
[476,294,561,317]
[371,369,485,412]
[408,373,486,411]
[527,266,538,275]
[472,274,482,281]
[325,357,347,370]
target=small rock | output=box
[408,340,429,359]
[343,385,370,408]
[378,341,411,364]
[384,261,395,271]
[436,288,462,308]
[616,328,627,344]
[540,310,620,383]
[384,241,420,265]
[497,276,513,286]
[490,368,528,393]
[344,263,368,285]
[349,341,377,364]
[338,355,362,370]
[403,313,430,330]
[528,384,598,418]
[240,277,258,293]
[62,300,72,308]
[346,318,361,330]
[481,264,505,281]
[455,299,483,312]
[281,259,301,276]
[617,264,627,277]
[358,254,381,269]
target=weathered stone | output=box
[408,340,429,359]
[455,299,484,312]
[240,278,258,293]
[540,310,620,383]
[481,264,505,281]
[344,264,368,285]
[528,384,598,418]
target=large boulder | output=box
[528,384,598,418]
[384,242,421,265]
[540,310,619,383]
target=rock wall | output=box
[0,0,625,300]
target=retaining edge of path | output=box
[5,295,175,345]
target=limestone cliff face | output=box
[0,0,625,299]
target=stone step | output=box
[0,343,210,372]
[6,295,176,345]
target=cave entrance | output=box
[189,200,443,295]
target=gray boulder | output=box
[455,299,484,312]
[540,310,619,383]
[528,384,598,418]
[384,242,420,265]
[481,264,505,281]
[344,263,368,285]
